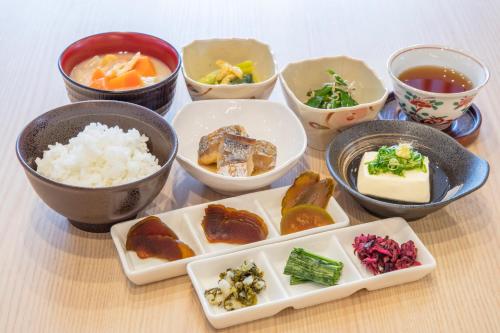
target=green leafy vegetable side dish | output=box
[305,69,358,109]
[198,60,256,85]
[283,248,343,286]
[366,143,427,177]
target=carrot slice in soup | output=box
[107,70,143,90]
[91,68,105,81]
[134,56,157,76]
[89,77,108,90]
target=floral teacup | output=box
[388,45,489,129]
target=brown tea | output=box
[398,65,472,93]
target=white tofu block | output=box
[357,152,430,203]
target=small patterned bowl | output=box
[388,45,489,130]
[182,38,278,100]
[326,120,489,220]
[16,100,178,232]
[58,32,181,115]
[280,56,389,151]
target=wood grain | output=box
[1,0,499,332]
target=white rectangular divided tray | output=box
[187,217,436,329]
[111,186,349,285]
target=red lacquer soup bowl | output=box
[58,32,181,115]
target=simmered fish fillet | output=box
[217,134,256,177]
[253,140,277,172]
[198,125,247,165]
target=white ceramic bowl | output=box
[280,56,388,150]
[388,44,489,129]
[182,38,278,100]
[172,99,307,194]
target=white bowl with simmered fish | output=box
[172,100,307,194]
[182,38,278,100]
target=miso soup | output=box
[70,52,172,91]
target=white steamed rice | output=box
[35,122,161,187]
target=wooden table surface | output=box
[1,0,499,332]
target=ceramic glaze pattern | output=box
[393,86,475,128]
[378,93,482,146]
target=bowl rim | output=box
[171,99,307,182]
[387,44,490,97]
[181,38,279,90]
[325,120,490,209]
[279,55,389,114]
[57,31,182,95]
[16,100,178,191]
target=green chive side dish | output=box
[305,69,358,109]
[283,248,343,286]
[366,143,428,177]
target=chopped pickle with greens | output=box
[283,248,343,286]
[198,60,256,85]
[366,143,427,176]
[204,261,266,311]
[305,69,358,109]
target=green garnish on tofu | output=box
[366,143,427,177]
[305,69,358,109]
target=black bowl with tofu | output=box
[326,120,489,220]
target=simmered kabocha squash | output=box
[280,171,336,235]
[280,204,334,235]
[281,171,334,214]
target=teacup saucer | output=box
[378,93,482,146]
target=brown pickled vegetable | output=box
[126,234,195,260]
[280,204,334,235]
[126,216,178,240]
[281,171,334,214]
[202,204,268,244]
[126,216,195,261]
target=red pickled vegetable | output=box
[352,234,420,275]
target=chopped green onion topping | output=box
[366,144,427,176]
